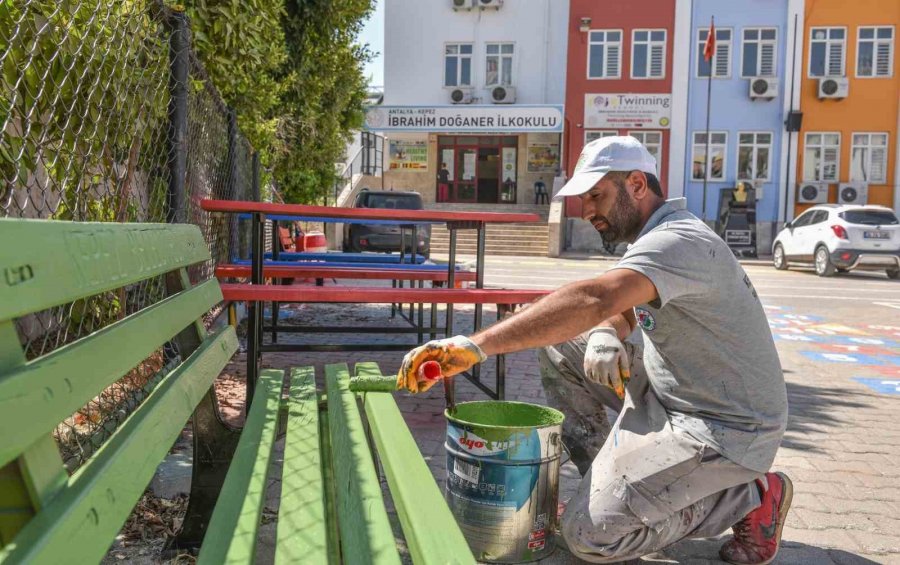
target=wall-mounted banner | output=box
[388,140,428,170]
[527,141,559,173]
[365,105,564,132]
[584,94,672,129]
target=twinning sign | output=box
[364,105,565,133]
[584,93,672,129]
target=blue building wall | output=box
[685,0,790,225]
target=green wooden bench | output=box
[0,219,474,564]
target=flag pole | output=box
[701,15,714,223]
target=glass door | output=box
[455,147,477,202]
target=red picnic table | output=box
[201,199,546,401]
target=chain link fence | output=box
[2,0,257,471]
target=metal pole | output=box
[166,10,189,223]
[446,228,457,337]
[701,16,714,223]
[783,13,800,225]
[472,222,486,382]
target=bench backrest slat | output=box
[355,363,476,565]
[198,369,283,565]
[275,367,332,564]
[0,220,209,321]
[0,278,223,469]
[325,364,401,565]
[0,326,238,564]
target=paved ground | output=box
[143,253,900,564]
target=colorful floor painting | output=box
[763,305,900,396]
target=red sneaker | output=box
[719,472,793,565]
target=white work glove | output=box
[583,327,630,400]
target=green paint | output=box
[276,367,328,565]
[0,279,223,469]
[0,326,238,565]
[0,219,209,321]
[361,365,476,565]
[325,363,401,565]
[348,375,396,392]
[199,369,284,565]
[446,401,564,445]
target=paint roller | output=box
[349,360,456,411]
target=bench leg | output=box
[163,386,241,554]
[271,300,279,344]
[417,280,424,344]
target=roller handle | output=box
[349,361,444,392]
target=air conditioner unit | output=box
[448,87,474,104]
[477,0,503,9]
[451,0,473,10]
[838,182,868,205]
[796,182,829,204]
[817,77,849,99]
[749,77,778,100]
[490,85,516,104]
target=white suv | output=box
[772,204,899,278]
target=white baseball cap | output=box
[554,136,658,198]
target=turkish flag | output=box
[703,20,716,61]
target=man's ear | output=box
[629,170,648,199]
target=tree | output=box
[276,0,374,203]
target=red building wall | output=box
[564,0,676,217]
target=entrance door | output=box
[440,135,518,204]
[477,147,500,203]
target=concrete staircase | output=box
[425,203,550,257]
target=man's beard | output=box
[599,181,642,245]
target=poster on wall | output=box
[462,152,476,181]
[501,147,517,183]
[584,93,672,129]
[389,140,428,171]
[527,142,559,173]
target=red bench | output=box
[225,284,551,399]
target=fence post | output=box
[251,151,260,201]
[226,107,238,198]
[166,9,189,224]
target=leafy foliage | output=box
[184,0,375,204]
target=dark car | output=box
[343,190,431,257]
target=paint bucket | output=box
[445,401,565,563]
[303,231,327,253]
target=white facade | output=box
[384,0,569,106]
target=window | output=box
[585,130,617,144]
[742,28,777,77]
[737,132,772,181]
[803,133,840,181]
[857,27,894,77]
[839,209,898,225]
[692,132,727,180]
[632,29,666,79]
[791,210,815,228]
[628,131,662,173]
[809,210,829,225]
[587,30,622,79]
[697,28,732,78]
[809,27,846,77]
[485,43,514,86]
[850,133,889,183]
[444,43,473,87]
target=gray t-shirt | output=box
[610,198,787,473]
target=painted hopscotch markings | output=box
[852,377,900,396]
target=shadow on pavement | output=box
[780,379,869,454]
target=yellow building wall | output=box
[796,0,900,214]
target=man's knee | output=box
[560,509,631,562]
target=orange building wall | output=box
[795,0,900,215]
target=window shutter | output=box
[715,43,729,76]
[827,42,843,75]
[607,44,620,77]
[876,43,891,76]
[760,43,775,76]
[871,147,886,181]
[823,147,839,179]
[650,44,664,77]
